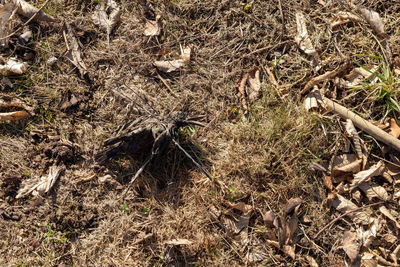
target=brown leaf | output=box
[389,118,400,138]
[92,0,121,36]
[323,174,333,191]
[358,183,389,201]
[263,210,276,227]
[284,197,302,216]
[0,3,14,48]
[64,22,87,77]
[361,252,377,267]
[358,7,385,36]
[379,206,400,230]
[265,240,295,259]
[246,67,261,102]
[144,18,161,36]
[330,11,363,29]
[305,255,319,267]
[351,161,385,190]
[231,202,252,214]
[333,194,373,225]
[342,230,361,262]
[0,110,30,121]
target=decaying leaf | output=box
[341,230,361,263]
[11,0,56,23]
[358,217,382,247]
[246,67,261,102]
[0,3,15,48]
[265,239,295,259]
[0,57,27,75]
[153,59,185,73]
[92,0,121,39]
[379,206,400,230]
[16,165,64,199]
[263,210,276,227]
[344,66,379,88]
[357,7,385,36]
[331,154,361,178]
[305,255,319,267]
[144,15,161,36]
[351,161,385,190]
[389,118,400,139]
[358,183,389,201]
[63,22,87,77]
[330,11,363,29]
[295,12,318,57]
[333,194,373,225]
[231,202,252,214]
[165,239,193,246]
[361,252,377,267]
[285,197,302,215]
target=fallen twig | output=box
[323,96,400,153]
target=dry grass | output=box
[1,0,400,266]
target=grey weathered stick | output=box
[323,96,400,153]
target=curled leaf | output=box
[0,57,27,75]
[11,0,56,23]
[154,59,185,73]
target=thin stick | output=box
[157,72,177,97]
[313,201,384,239]
[121,155,152,198]
[323,96,400,153]
[171,138,213,181]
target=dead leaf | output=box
[345,119,363,159]
[144,15,161,36]
[323,174,333,191]
[342,230,361,262]
[361,252,377,267]
[165,238,193,246]
[358,183,389,201]
[179,44,191,62]
[305,255,319,267]
[284,197,302,216]
[304,93,318,111]
[92,0,121,39]
[308,162,328,172]
[295,12,318,57]
[63,22,87,77]
[0,57,27,75]
[344,66,379,88]
[389,118,400,138]
[352,189,362,203]
[379,206,400,230]
[330,11,363,29]
[0,110,30,121]
[333,194,373,225]
[0,3,15,48]
[265,239,295,259]
[357,217,382,247]
[154,59,185,73]
[358,7,385,36]
[12,0,56,23]
[331,154,361,177]
[246,67,261,102]
[263,210,276,227]
[351,161,385,190]
[132,232,153,245]
[231,202,252,214]
[16,165,64,199]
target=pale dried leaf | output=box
[16,165,64,198]
[391,244,400,264]
[379,206,400,230]
[64,22,87,76]
[351,161,385,190]
[342,230,361,262]
[154,59,185,73]
[333,194,373,225]
[361,252,377,267]
[358,7,385,36]
[246,67,261,102]
[305,255,319,267]
[144,18,160,36]
[0,95,33,113]
[330,11,363,29]
[389,118,400,139]
[323,174,333,191]
[358,183,389,201]
[180,45,191,62]
[0,57,27,75]
[344,66,379,88]
[357,217,381,247]
[12,0,56,22]
[352,189,362,203]
[165,238,193,245]
[0,110,30,121]
[345,119,363,159]
[331,154,361,177]
[382,233,397,245]
[295,12,317,57]
[92,0,121,35]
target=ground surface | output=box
[1,0,400,266]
